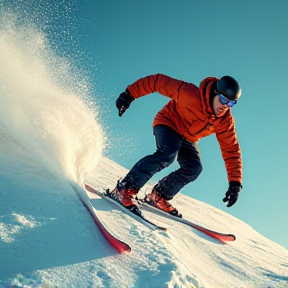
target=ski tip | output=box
[216,234,236,243]
[119,244,132,254]
[227,234,237,241]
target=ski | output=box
[71,183,131,254]
[84,183,167,232]
[140,200,236,243]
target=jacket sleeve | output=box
[216,114,243,183]
[126,74,185,101]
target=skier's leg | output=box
[121,125,182,189]
[154,139,203,200]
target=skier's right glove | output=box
[116,91,134,117]
[223,181,242,207]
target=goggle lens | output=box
[218,94,237,107]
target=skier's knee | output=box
[194,161,203,177]
[183,161,203,181]
[156,152,177,168]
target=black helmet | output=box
[216,76,241,100]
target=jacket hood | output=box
[199,77,218,116]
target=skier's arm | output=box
[216,114,243,207]
[116,74,185,116]
[216,115,242,183]
[126,74,186,101]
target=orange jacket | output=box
[126,74,242,183]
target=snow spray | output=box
[0,1,104,184]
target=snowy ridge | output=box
[1,156,287,287]
[85,157,288,288]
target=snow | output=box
[1,156,288,288]
[0,11,288,288]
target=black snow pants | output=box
[122,125,203,200]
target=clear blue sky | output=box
[2,0,288,248]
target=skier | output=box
[113,74,242,217]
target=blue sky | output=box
[2,0,288,248]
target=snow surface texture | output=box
[0,8,288,288]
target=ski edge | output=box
[140,201,236,243]
[84,183,167,232]
[72,184,131,254]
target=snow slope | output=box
[1,154,288,288]
[0,9,288,288]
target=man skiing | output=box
[113,74,242,217]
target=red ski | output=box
[140,201,236,243]
[82,183,235,244]
[72,184,131,254]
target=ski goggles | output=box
[218,93,237,108]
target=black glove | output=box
[223,181,242,207]
[116,91,134,117]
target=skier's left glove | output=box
[223,181,242,207]
[116,90,134,117]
